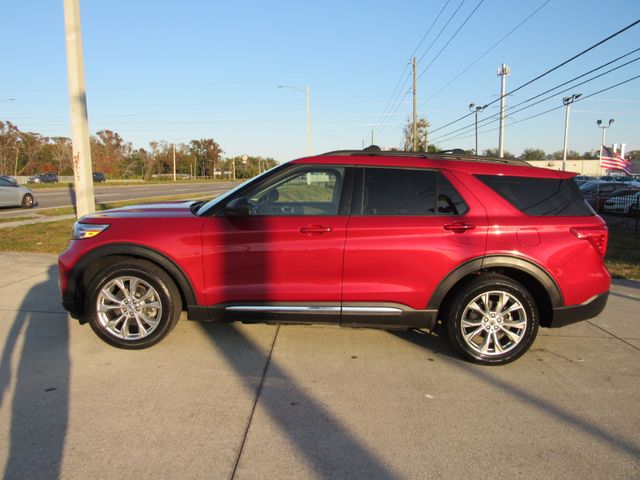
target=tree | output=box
[519,148,546,161]
[189,139,223,178]
[402,117,430,152]
[483,148,515,159]
[0,121,20,175]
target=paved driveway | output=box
[0,252,638,479]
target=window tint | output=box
[0,178,14,187]
[477,175,594,216]
[247,168,344,216]
[362,168,468,216]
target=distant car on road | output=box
[93,172,106,183]
[0,176,37,208]
[28,173,59,184]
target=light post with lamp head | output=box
[469,103,487,156]
[561,93,581,171]
[277,84,311,155]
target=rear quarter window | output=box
[476,175,594,216]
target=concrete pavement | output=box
[0,252,638,479]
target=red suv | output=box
[58,150,610,365]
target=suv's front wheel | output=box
[446,274,539,365]
[85,260,182,349]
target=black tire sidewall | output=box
[21,194,34,208]
[85,261,181,349]
[447,275,539,365]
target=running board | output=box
[186,303,437,330]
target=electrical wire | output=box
[425,0,553,101]
[435,74,640,145]
[373,0,453,137]
[430,52,640,142]
[417,0,485,80]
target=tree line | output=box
[0,120,277,180]
[401,116,639,160]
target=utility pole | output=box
[172,143,176,181]
[412,57,417,152]
[371,130,374,146]
[63,0,95,217]
[497,64,510,158]
[561,94,581,171]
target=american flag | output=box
[600,145,632,175]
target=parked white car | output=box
[0,176,37,208]
[603,190,640,215]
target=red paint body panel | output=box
[200,216,347,304]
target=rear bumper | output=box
[550,291,609,328]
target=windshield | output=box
[195,163,285,216]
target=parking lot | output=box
[0,252,638,480]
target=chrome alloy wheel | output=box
[460,290,527,356]
[96,276,163,340]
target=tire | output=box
[21,194,34,209]
[446,273,539,365]
[85,259,182,349]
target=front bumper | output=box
[550,291,609,328]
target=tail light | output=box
[570,226,608,257]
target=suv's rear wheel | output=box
[446,274,539,365]
[85,260,181,349]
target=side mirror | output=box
[224,197,250,218]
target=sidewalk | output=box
[0,251,638,479]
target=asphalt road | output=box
[0,182,238,217]
[0,252,638,480]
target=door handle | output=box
[300,225,332,235]
[443,222,475,233]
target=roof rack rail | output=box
[318,146,530,166]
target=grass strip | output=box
[606,229,640,280]
[0,216,35,224]
[38,193,213,216]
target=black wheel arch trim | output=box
[63,243,198,317]
[427,255,564,311]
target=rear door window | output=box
[360,167,468,216]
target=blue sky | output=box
[1,0,639,161]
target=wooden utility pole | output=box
[412,57,417,152]
[63,0,95,217]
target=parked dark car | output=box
[28,173,59,184]
[59,149,610,365]
[93,172,106,183]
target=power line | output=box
[373,0,452,136]
[431,51,640,142]
[435,74,640,145]
[426,0,553,101]
[417,0,486,80]
[483,18,640,109]
[416,0,468,66]
[377,0,475,136]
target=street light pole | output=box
[278,84,311,155]
[561,93,581,171]
[469,103,487,156]
[596,118,615,157]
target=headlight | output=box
[72,222,110,240]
